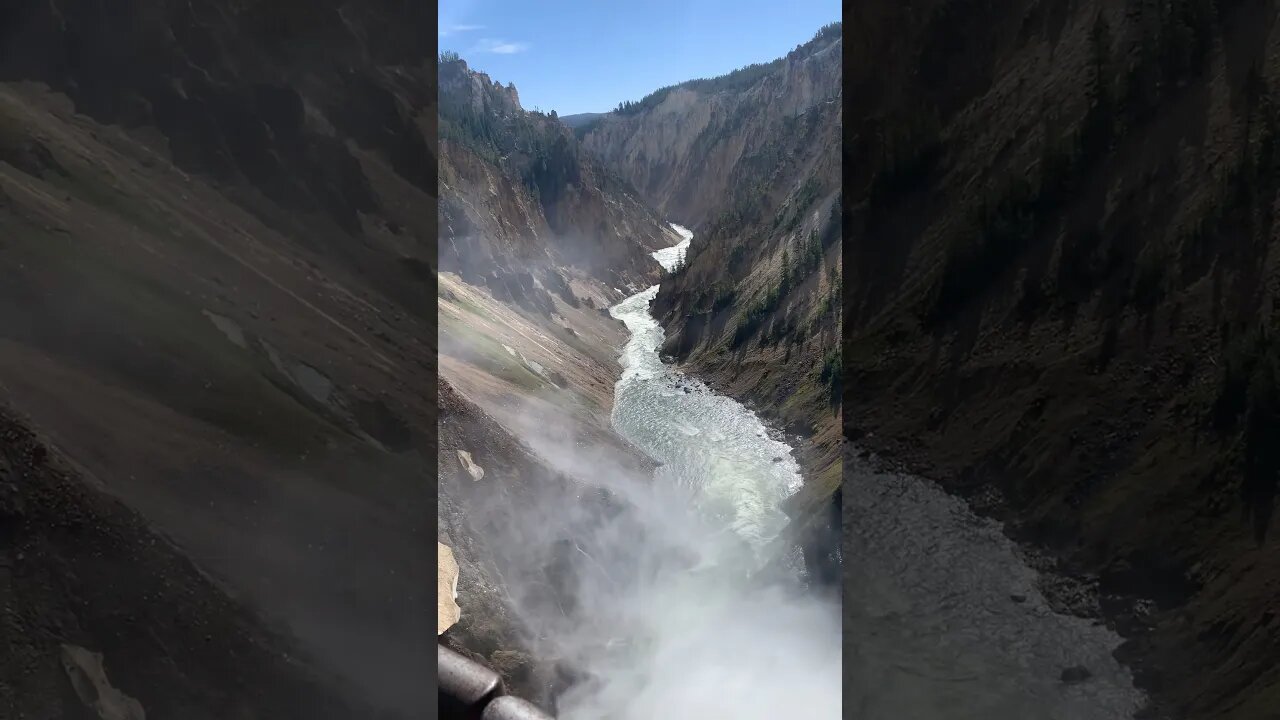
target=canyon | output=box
[435,24,844,714]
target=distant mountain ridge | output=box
[559,112,605,129]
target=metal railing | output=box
[439,644,556,720]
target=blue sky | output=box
[439,0,840,116]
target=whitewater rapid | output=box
[609,285,802,552]
[552,224,841,720]
[649,223,693,272]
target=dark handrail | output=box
[439,644,556,720]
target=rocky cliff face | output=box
[0,1,435,716]
[578,24,843,579]
[581,26,840,229]
[439,54,677,314]
[850,2,1280,717]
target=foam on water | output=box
[650,223,694,273]
[611,285,804,540]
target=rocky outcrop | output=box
[60,644,147,720]
[578,24,843,579]
[438,543,462,635]
[849,2,1280,718]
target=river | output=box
[611,225,802,555]
[552,225,842,719]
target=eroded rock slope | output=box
[849,2,1280,717]
[1,1,436,715]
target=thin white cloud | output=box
[473,38,529,54]
[439,23,484,37]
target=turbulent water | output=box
[614,221,802,554]
[649,223,693,272]
[609,287,802,553]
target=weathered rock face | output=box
[578,24,843,573]
[848,2,1280,718]
[0,1,437,716]
[438,55,677,303]
[580,28,841,228]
